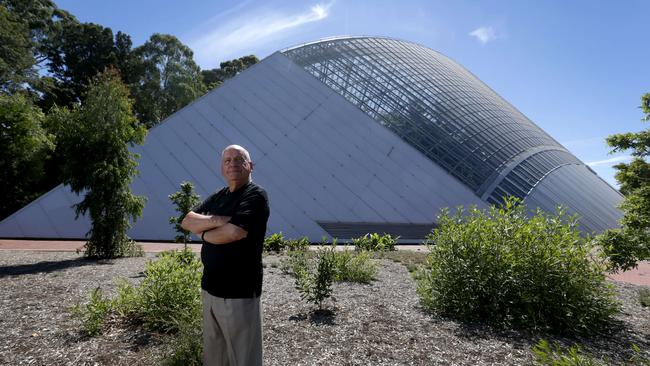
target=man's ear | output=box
[249,161,254,171]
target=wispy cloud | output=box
[190,2,332,67]
[469,26,498,44]
[586,155,633,167]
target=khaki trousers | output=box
[201,290,262,366]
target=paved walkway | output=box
[0,239,648,286]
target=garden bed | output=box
[0,250,648,365]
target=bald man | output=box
[182,145,269,366]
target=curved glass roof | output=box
[282,36,622,232]
[283,36,569,196]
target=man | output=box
[182,144,270,366]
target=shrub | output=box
[114,248,202,332]
[295,247,336,309]
[353,233,398,252]
[532,340,650,366]
[532,339,603,366]
[332,249,377,283]
[264,232,286,253]
[279,248,311,276]
[286,236,310,252]
[640,288,650,307]
[161,321,203,366]
[416,197,619,335]
[70,287,112,336]
[168,181,201,246]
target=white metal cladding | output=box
[0,51,487,241]
[524,164,623,233]
[282,36,623,232]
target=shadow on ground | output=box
[289,308,337,326]
[0,258,113,278]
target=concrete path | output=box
[1,239,648,286]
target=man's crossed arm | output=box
[181,211,247,244]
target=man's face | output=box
[221,147,253,185]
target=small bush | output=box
[279,249,311,276]
[532,339,603,366]
[264,232,286,252]
[295,248,336,309]
[416,197,619,335]
[332,249,377,283]
[286,236,310,252]
[640,288,650,307]
[114,248,202,332]
[70,287,112,336]
[161,321,203,366]
[352,233,398,252]
[168,181,201,246]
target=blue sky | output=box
[55,0,649,188]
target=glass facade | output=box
[282,36,622,232]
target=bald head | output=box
[221,144,253,191]
[221,144,251,161]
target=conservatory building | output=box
[0,36,622,242]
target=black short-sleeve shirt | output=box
[193,182,269,298]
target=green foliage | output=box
[294,247,336,309]
[532,340,650,366]
[640,288,650,307]
[630,344,650,365]
[0,3,36,92]
[331,249,377,283]
[72,249,201,339]
[279,248,310,276]
[416,198,619,335]
[131,33,206,127]
[201,55,258,89]
[114,248,202,332]
[0,93,53,220]
[264,232,286,253]
[40,16,135,107]
[352,233,398,252]
[161,321,203,366]
[532,339,603,366]
[286,237,310,252]
[70,287,112,336]
[168,181,201,246]
[599,92,650,272]
[264,233,310,253]
[50,69,147,259]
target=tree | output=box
[599,93,650,272]
[131,33,205,128]
[0,4,35,92]
[50,68,147,258]
[0,93,53,220]
[40,17,135,108]
[1,0,73,95]
[168,181,201,247]
[201,55,258,90]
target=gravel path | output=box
[1,251,648,365]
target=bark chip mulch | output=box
[1,251,648,365]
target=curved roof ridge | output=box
[280,35,424,54]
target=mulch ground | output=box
[0,249,648,365]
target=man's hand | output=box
[181,211,231,235]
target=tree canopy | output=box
[599,93,650,272]
[0,93,53,220]
[131,33,205,128]
[201,54,259,89]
